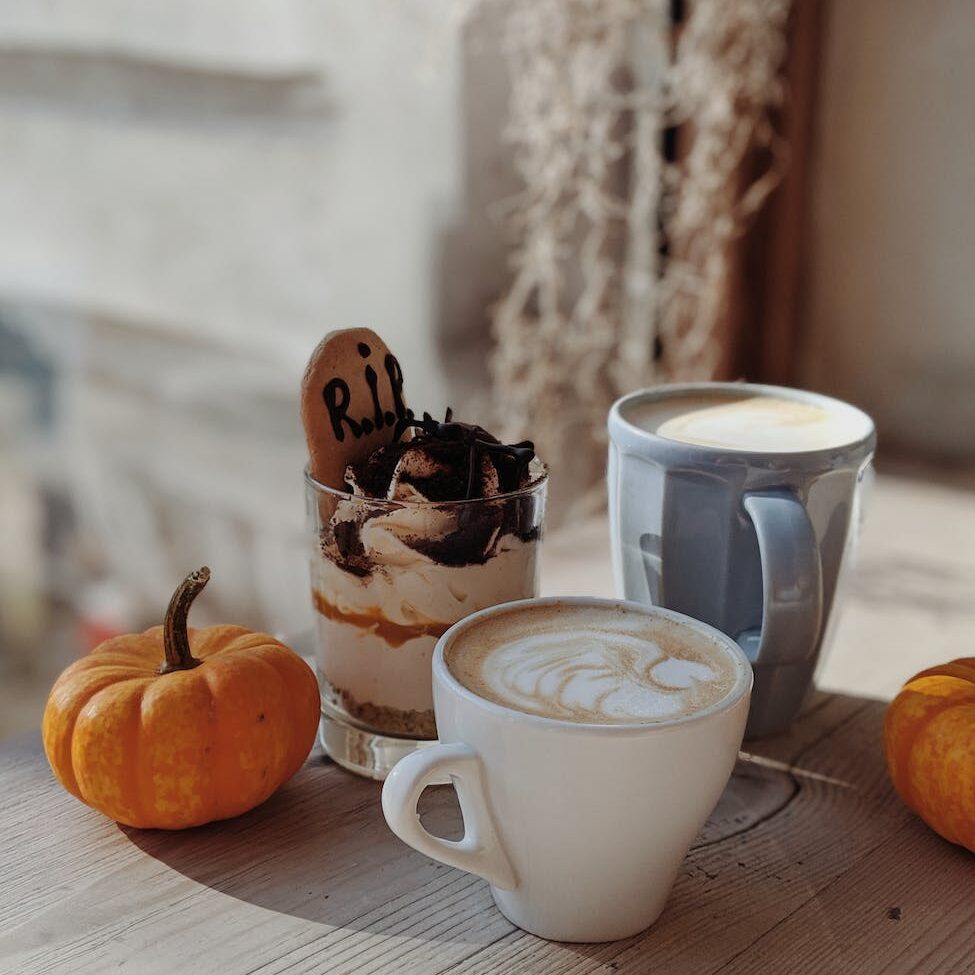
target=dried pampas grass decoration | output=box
[463,0,792,518]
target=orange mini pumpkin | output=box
[884,658,975,853]
[43,568,320,830]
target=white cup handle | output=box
[381,742,517,890]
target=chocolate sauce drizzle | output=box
[392,408,535,500]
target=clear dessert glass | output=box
[305,458,547,779]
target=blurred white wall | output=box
[0,0,466,632]
[0,0,460,400]
[799,0,975,458]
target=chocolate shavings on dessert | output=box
[390,408,535,499]
[325,407,540,573]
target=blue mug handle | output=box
[736,490,823,737]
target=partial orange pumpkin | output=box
[43,568,320,830]
[884,658,975,853]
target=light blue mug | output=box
[608,383,875,738]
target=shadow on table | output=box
[123,691,900,953]
[122,752,499,940]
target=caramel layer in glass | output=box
[312,589,452,649]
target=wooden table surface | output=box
[4,475,975,974]
[2,691,973,975]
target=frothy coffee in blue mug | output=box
[608,383,876,738]
[628,392,871,453]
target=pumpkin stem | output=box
[160,567,210,674]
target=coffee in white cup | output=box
[382,596,751,942]
[443,602,738,725]
[628,391,872,453]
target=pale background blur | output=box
[1,0,973,739]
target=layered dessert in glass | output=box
[306,411,547,778]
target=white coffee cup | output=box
[381,596,752,942]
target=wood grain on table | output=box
[1,691,972,975]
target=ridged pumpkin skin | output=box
[43,570,320,830]
[884,658,975,853]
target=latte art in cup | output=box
[444,603,739,724]
[384,596,753,941]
